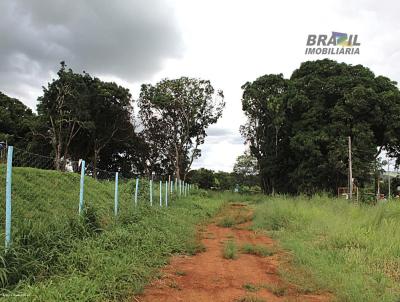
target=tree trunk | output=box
[55,142,62,170]
[93,149,99,180]
[175,147,181,181]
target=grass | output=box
[262,283,287,296]
[243,282,259,292]
[241,243,274,257]
[235,295,266,302]
[251,194,400,302]
[223,240,238,259]
[216,203,253,228]
[0,166,225,301]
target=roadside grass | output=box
[0,167,225,301]
[235,295,266,302]
[251,194,400,302]
[241,243,274,257]
[217,205,253,228]
[223,240,238,259]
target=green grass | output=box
[243,282,259,292]
[0,166,224,301]
[223,239,238,259]
[251,194,400,302]
[241,243,274,257]
[216,206,253,228]
[217,216,236,227]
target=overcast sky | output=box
[1,0,399,171]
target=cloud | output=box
[0,0,184,108]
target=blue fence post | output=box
[114,172,119,216]
[159,180,162,207]
[79,160,86,215]
[168,175,171,194]
[165,180,168,207]
[134,177,139,206]
[5,146,13,249]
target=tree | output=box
[37,62,91,170]
[0,92,35,149]
[187,168,215,189]
[138,77,225,180]
[85,77,135,177]
[240,74,287,193]
[36,62,144,176]
[241,59,400,194]
[233,150,259,187]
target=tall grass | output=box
[0,167,223,301]
[252,195,400,302]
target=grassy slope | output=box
[251,195,400,302]
[0,167,224,301]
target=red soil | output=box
[136,204,331,302]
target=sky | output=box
[1,0,399,171]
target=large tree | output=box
[241,74,287,193]
[242,59,400,194]
[138,77,225,180]
[37,62,91,170]
[37,63,142,175]
[0,92,35,149]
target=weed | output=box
[223,240,238,259]
[243,282,259,292]
[262,283,287,296]
[168,280,181,290]
[217,216,236,227]
[235,295,267,302]
[241,243,274,257]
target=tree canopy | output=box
[138,77,225,180]
[241,59,400,194]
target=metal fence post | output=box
[135,177,139,206]
[79,160,86,215]
[150,179,153,206]
[114,172,119,216]
[165,180,168,207]
[5,146,13,249]
[159,180,162,206]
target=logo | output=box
[305,32,360,55]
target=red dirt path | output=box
[136,204,331,302]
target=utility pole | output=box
[348,136,353,200]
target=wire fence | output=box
[0,145,194,250]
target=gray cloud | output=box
[205,126,244,145]
[0,0,184,108]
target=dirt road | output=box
[137,203,331,302]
